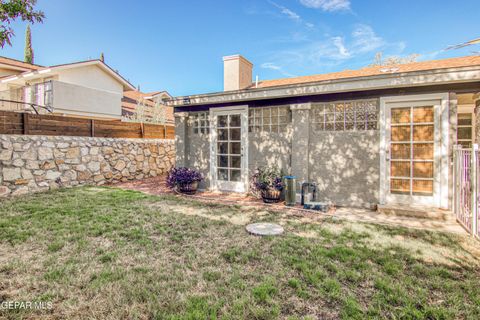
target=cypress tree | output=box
[24,25,34,64]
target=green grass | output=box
[0,186,479,319]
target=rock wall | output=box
[0,135,175,197]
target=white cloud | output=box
[261,62,297,77]
[259,24,408,77]
[269,1,301,22]
[351,24,384,53]
[299,0,350,12]
[332,36,350,57]
[280,7,301,21]
[268,1,316,28]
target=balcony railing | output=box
[0,81,53,114]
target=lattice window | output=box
[248,106,290,133]
[312,99,379,131]
[190,112,210,134]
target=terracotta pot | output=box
[177,181,199,195]
[261,188,282,203]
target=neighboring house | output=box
[122,90,174,125]
[0,56,135,119]
[170,54,480,210]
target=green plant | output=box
[251,165,285,191]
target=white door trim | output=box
[379,93,449,209]
[209,105,249,192]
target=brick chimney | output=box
[223,55,253,91]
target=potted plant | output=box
[166,167,203,195]
[251,165,285,203]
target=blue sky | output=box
[1,0,479,96]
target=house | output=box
[170,54,480,210]
[0,56,135,119]
[122,90,174,125]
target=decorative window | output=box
[457,113,473,148]
[190,112,210,134]
[43,81,53,108]
[312,99,379,131]
[248,106,290,133]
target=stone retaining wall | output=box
[0,135,175,197]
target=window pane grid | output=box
[249,106,291,133]
[457,113,473,147]
[390,106,434,196]
[190,112,210,134]
[216,113,243,183]
[312,99,379,131]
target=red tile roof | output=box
[253,55,480,89]
[0,56,43,71]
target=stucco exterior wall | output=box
[309,130,380,208]
[176,105,379,207]
[174,90,466,208]
[52,80,122,119]
[248,129,292,174]
[185,128,210,189]
[223,55,252,91]
[57,65,123,93]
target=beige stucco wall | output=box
[176,105,379,207]
[57,65,123,93]
[52,81,122,119]
[248,129,292,174]
[309,130,380,208]
[223,55,252,91]
[176,92,468,208]
[185,128,211,189]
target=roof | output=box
[253,55,480,89]
[171,54,480,107]
[145,91,173,100]
[0,59,135,90]
[0,56,43,71]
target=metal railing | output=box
[0,81,52,114]
[453,144,479,239]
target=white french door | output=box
[210,106,248,192]
[381,94,450,208]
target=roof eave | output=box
[0,60,136,91]
[170,65,480,107]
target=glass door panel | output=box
[215,113,244,186]
[389,106,434,196]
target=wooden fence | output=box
[0,110,175,139]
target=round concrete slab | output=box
[246,223,284,236]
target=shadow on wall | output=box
[186,128,211,189]
[309,130,380,208]
[248,126,292,174]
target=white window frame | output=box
[190,112,210,135]
[248,106,290,133]
[457,105,475,148]
[311,99,379,131]
[209,105,249,192]
[379,93,449,209]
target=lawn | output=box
[0,187,479,319]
